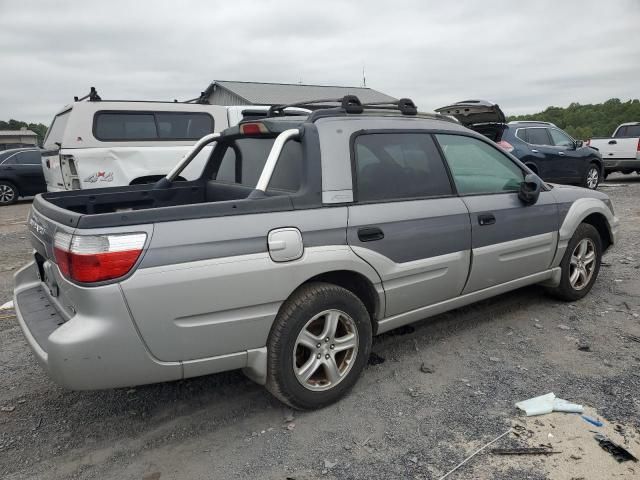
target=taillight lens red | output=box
[240,123,268,135]
[496,140,514,152]
[53,232,146,283]
[586,139,591,146]
[637,139,640,152]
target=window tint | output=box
[156,113,213,139]
[516,129,527,142]
[94,112,214,141]
[44,109,71,149]
[435,134,524,195]
[268,141,303,192]
[215,138,275,187]
[354,133,452,202]
[16,151,42,165]
[549,129,574,147]
[615,125,640,138]
[526,128,551,145]
[95,113,157,140]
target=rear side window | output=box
[525,128,552,145]
[215,137,275,187]
[353,133,452,202]
[16,151,42,165]
[436,134,523,195]
[94,112,214,141]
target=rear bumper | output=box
[13,260,182,390]
[604,158,640,171]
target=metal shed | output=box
[198,80,397,107]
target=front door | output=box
[346,132,472,316]
[435,133,560,293]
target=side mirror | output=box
[574,140,583,148]
[518,173,542,205]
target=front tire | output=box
[583,163,600,190]
[266,282,372,410]
[547,223,602,301]
[0,181,18,205]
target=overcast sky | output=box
[1,0,638,125]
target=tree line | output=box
[0,119,48,145]
[507,98,640,140]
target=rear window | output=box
[43,109,71,149]
[93,111,214,141]
[525,128,552,145]
[215,137,302,192]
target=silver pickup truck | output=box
[14,96,618,409]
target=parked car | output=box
[14,96,617,409]
[0,148,46,205]
[42,88,308,191]
[587,122,640,177]
[436,100,604,189]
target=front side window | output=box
[549,128,574,147]
[94,112,214,141]
[435,134,524,195]
[525,128,552,145]
[353,133,452,202]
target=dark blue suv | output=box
[436,100,603,190]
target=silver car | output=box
[14,96,618,409]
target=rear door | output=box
[517,127,573,183]
[435,133,559,293]
[13,150,46,195]
[346,131,471,316]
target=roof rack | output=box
[508,120,556,127]
[267,95,419,118]
[74,87,102,102]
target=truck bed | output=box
[35,180,295,229]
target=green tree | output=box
[507,98,640,139]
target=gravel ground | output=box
[1,176,639,480]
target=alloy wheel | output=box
[586,167,599,189]
[293,309,359,391]
[0,184,16,204]
[569,238,596,290]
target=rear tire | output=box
[0,181,18,205]
[547,223,602,301]
[583,163,600,190]
[265,282,372,410]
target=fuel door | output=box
[268,228,303,262]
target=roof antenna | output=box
[361,66,366,88]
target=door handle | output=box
[358,227,384,242]
[558,151,565,156]
[530,149,539,153]
[478,214,496,226]
[608,140,617,145]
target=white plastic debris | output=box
[515,393,583,416]
[0,300,14,310]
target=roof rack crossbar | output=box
[268,95,418,118]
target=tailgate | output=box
[435,100,506,127]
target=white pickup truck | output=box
[42,91,308,191]
[587,122,640,177]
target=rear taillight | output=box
[637,139,640,152]
[586,139,591,146]
[53,232,146,283]
[496,140,514,152]
[46,158,50,168]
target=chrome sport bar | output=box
[255,129,300,192]
[165,132,221,182]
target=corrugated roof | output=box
[209,80,397,105]
[0,129,37,136]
